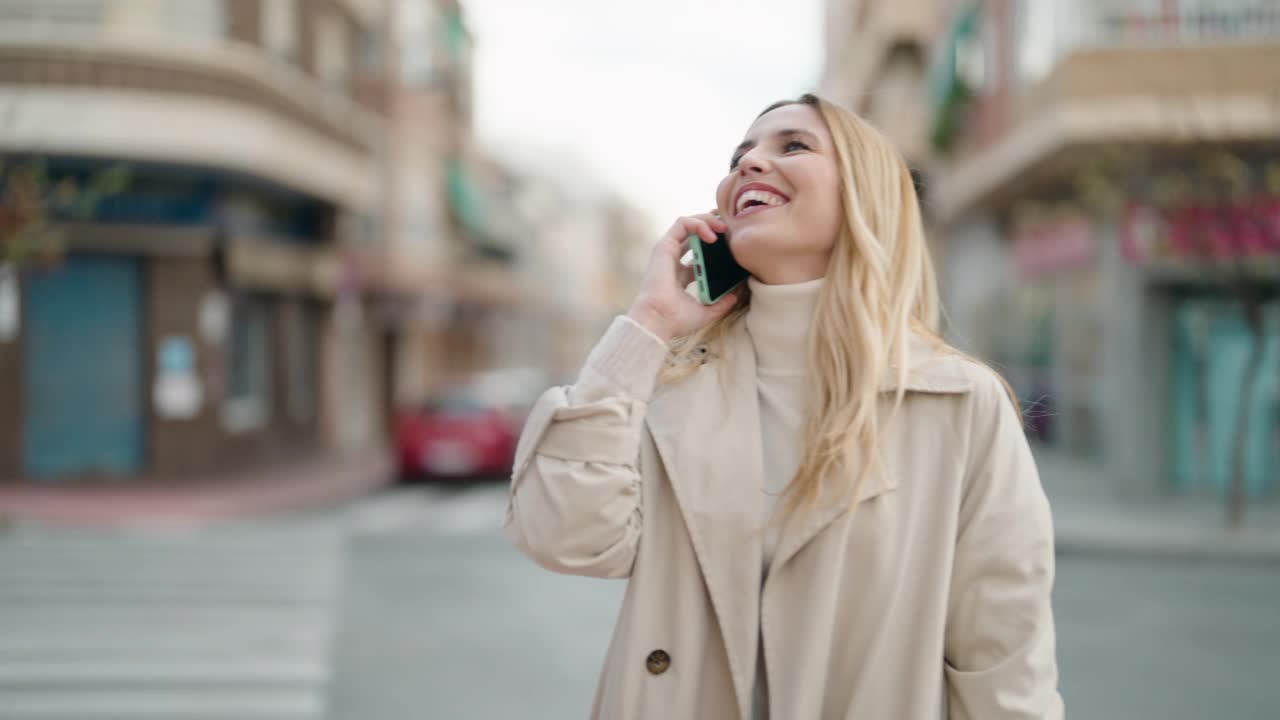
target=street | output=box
[0,517,344,719]
[326,485,622,719]
[2,3,1278,719]
[1055,551,1279,719]
[2,484,1278,719]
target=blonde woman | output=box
[504,94,1063,719]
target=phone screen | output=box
[694,232,750,304]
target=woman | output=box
[504,94,1063,719]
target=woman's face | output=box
[715,103,843,285]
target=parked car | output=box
[394,369,549,481]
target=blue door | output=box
[1170,299,1279,499]
[23,256,145,479]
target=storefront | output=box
[946,192,1279,504]
[0,158,353,483]
[983,211,1106,460]
[22,255,146,478]
[1122,199,1280,499]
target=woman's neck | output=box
[745,248,831,285]
[744,276,824,375]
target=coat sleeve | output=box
[502,316,669,579]
[944,369,1065,719]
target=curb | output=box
[0,453,394,530]
[1055,527,1280,564]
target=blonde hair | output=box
[661,94,957,520]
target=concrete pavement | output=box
[326,484,622,720]
[0,517,346,719]
[3,483,1277,719]
[331,484,1280,720]
[1037,452,1280,562]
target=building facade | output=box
[826,0,1280,507]
[0,0,408,482]
[820,0,943,165]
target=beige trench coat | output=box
[504,318,1064,719]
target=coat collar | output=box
[645,322,972,718]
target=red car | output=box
[395,370,547,480]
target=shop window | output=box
[222,295,272,433]
[284,300,317,424]
[989,284,1057,445]
[1170,299,1279,498]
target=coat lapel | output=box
[768,338,975,574]
[646,323,763,720]
[645,328,974,717]
[765,439,895,576]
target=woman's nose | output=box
[736,148,769,175]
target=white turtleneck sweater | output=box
[744,275,823,720]
[744,275,822,571]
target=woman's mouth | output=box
[734,184,790,217]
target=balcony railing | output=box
[0,0,227,43]
[1016,0,1280,85]
[1085,0,1280,44]
[0,0,382,154]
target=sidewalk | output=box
[1038,452,1280,563]
[0,452,393,529]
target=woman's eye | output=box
[729,139,808,170]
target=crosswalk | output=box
[343,484,508,538]
[0,520,346,720]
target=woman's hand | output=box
[627,214,742,343]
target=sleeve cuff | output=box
[571,316,670,404]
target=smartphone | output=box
[688,232,750,305]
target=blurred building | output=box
[365,0,528,406]
[825,0,1280,506]
[820,0,937,165]
[0,0,483,485]
[499,152,652,381]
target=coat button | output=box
[645,649,670,675]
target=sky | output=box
[462,0,826,232]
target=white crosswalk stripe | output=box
[344,484,508,537]
[0,521,345,720]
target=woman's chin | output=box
[728,225,782,262]
[726,242,768,278]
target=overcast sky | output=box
[462,0,826,232]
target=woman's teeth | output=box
[736,190,787,215]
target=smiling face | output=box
[715,103,843,285]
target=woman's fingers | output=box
[675,260,694,288]
[700,213,728,235]
[626,211,744,341]
[663,214,725,253]
[702,287,741,320]
[681,217,718,244]
[657,222,688,258]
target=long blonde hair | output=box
[661,93,952,520]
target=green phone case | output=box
[688,232,748,305]
[687,233,717,305]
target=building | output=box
[820,0,940,165]
[0,0,405,483]
[497,147,654,382]
[827,0,1280,509]
[362,0,517,411]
